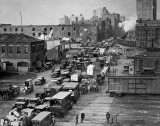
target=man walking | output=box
[81,113,85,123]
[106,112,110,124]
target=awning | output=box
[142,67,154,70]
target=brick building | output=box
[0,24,98,43]
[0,34,45,72]
[135,20,160,48]
[0,24,54,39]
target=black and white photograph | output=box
[0,0,160,126]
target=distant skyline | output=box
[0,0,160,25]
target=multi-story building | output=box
[135,20,160,48]
[52,25,80,40]
[103,13,120,25]
[0,34,45,72]
[70,14,78,24]
[0,24,98,43]
[78,14,84,22]
[102,7,109,18]
[59,15,70,25]
[136,0,157,20]
[0,24,54,39]
[93,8,103,19]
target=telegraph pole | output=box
[20,11,23,33]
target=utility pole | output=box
[20,11,23,33]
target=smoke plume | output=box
[119,15,137,32]
[39,28,54,40]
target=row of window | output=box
[3,27,78,33]
[1,44,44,54]
[3,27,53,32]
[136,28,156,31]
[4,28,23,32]
[32,32,41,37]
[1,45,28,54]
[62,27,76,31]
[136,38,157,41]
[32,27,53,31]
[136,33,156,37]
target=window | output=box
[32,33,35,36]
[4,28,7,32]
[32,45,36,53]
[24,45,28,54]
[17,45,21,54]
[2,45,5,53]
[15,28,18,32]
[38,33,41,37]
[9,45,13,54]
[32,27,35,31]
[68,32,71,37]
[44,27,47,31]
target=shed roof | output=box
[35,104,48,109]
[21,108,34,113]
[52,91,71,100]
[0,34,42,43]
[31,111,51,121]
[62,82,79,89]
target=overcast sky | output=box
[0,0,160,25]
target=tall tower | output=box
[136,0,157,20]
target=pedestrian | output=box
[75,113,78,125]
[81,113,85,123]
[106,112,110,124]
[23,86,27,96]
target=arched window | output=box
[4,28,7,32]
[32,33,35,36]
[15,28,18,32]
[32,27,35,31]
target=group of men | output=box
[75,112,113,125]
[75,113,85,125]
